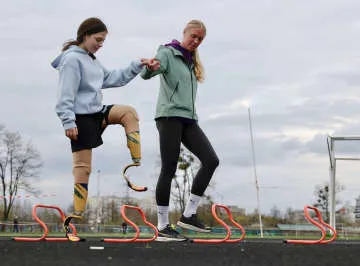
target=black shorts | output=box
[71,105,113,153]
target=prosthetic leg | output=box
[64,149,91,241]
[106,105,147,191]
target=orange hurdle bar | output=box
[13,204,78,242]
[103,205,158,243]
[191,204,246,244]
[284,205,337,244]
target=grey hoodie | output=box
[51,45,143,130]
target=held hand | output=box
[141,58,160,71]
[148,58,160,71]
[65,127,78,140]
[140,58,151,66]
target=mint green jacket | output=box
[141,45,198,120]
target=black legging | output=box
[155,118,219,206]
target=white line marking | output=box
[89,246,104,250]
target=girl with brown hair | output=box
[52,17,159,240]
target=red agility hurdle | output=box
[191,203,246,244]
[13,204,78,242]
[103,205,158,243]
[284,205,337,244]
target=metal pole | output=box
[326,135,360,230]
[247,107,264,238]
[96,170,101,232]
[328,138,336,230]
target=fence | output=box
[1,221,355,237]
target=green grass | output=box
[1,232,356,240]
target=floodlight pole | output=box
[247,107,264,238]
[96,170,101,232]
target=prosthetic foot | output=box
[122,163,147,192]
[64,183,88,241]
[63,214,84,242]
[122,131,146,191]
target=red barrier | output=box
[103,205,158,243]
[284,205,337,244]
[191,204,246,244]
[12,203,245,244]
[13,204,78,242]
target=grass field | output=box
[0,231,350,240]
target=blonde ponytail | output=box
[193,49,204,82]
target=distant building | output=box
[354,195,360,222]
[293,210,306,223]
[137,196,157,213]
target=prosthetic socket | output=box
[127,131,141,164]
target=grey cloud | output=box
[3,0,360,214]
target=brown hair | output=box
[184,20,206,82]
[62,17,108,51]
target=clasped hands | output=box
[141,58,160,71]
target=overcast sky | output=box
[2,0,360,216]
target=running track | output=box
[0,237,357,266]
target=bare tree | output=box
[171,147,198,213]
[269,205,281,220]
[313,181,344,223]
[284,207,296,223]
[0,127,43,222]
[171,146,217,214]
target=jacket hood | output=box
[158,44,181,55]
[51,45,88,69]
